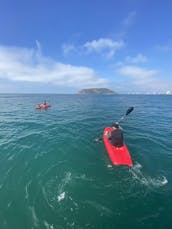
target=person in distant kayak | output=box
[106,122,124,147]
[43,100,47,105]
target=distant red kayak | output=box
[36,105,51,109]
[103,127,133,167]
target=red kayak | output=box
[36,105,51,109]
[103,127,133,167]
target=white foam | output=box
[25,180,32,200]
[43,221,54,229]
[148,176,168,187]
[58,172,71,194]
[84,200,113,217]
[29,206,39,227]
[132,162,142,170]
[130,163,168,188]
[57,192,65,202]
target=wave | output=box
[41,171,72,210]
[56,171,73,203]
[130,162,168,188]
[83,200,113,217]
[57,171,72,194]
[28,205,39,228]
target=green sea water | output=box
[0,94,172,229]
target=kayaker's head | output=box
[112,122,119,129]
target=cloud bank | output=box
[116,64,171,92]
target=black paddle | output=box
[117,106,134,123]
[95,107,134,143]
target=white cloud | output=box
[117,65,158,84]
[123,11,136,27]
[125,54,147,64]
[118,65,158,78]
[62,38,125,58]
[83,38,125,58]
[0,45,108,90]
[35,40,42,53]
[116,65,171,92]
[156,44,172,52]
[62,44,76,55]
[116,11,136,38]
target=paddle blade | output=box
[126,107,134,116]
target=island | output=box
[78,88,117,94]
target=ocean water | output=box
[0,94,171,229]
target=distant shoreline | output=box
[0,93,171,95]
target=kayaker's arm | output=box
[105,131,111,139]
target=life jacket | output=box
[110,129,123,147]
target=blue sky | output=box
[0,0,172,94]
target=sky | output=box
[0,0,172,94]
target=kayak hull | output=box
[103,127,133,167]
[36,105,51,109]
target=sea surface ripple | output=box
[0,94,172,229]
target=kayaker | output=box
[106,122,124,147]
[43,100,47,105]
